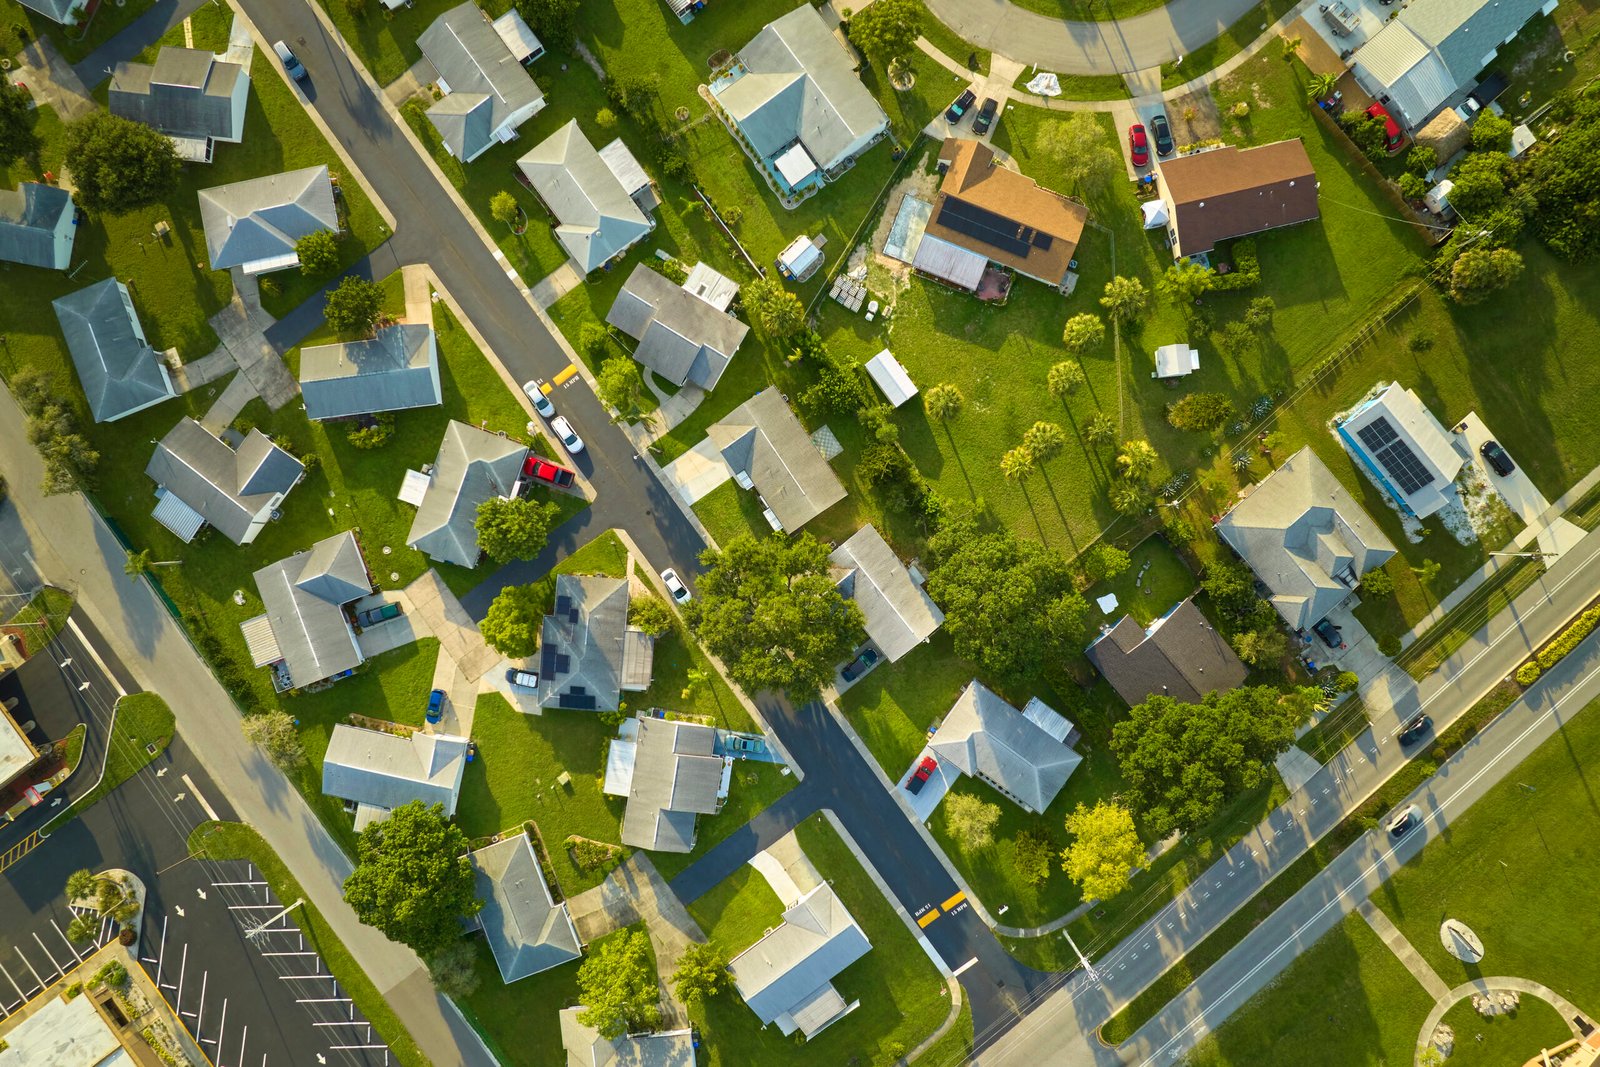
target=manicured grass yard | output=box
[631,564,758,733]
[131,0,233,60]
[1083,534,1195,627]
[50,692,175,828]
[687,816,951,1067]
[3,585,75,655]
[1437,997,1571,1067]
[0,0,155,63]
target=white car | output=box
[1387,805,1421,838]
[522,379,556,419]
[661,568,691,604]
[550,415,584,455]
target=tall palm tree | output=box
[1000,447,1035,483]
[1024,422,1067,465]
[1307,72,1338,102]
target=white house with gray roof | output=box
[53,278,177,423]
[559,1009,695,1067]
[300,323,441,421]
[712,5,888,193]
[110,47,250,163]
[729,882,871,1038]
[518,121,654,272]
[0,182,76,269]
[417,2,546,163]
[1334,382,1463,519]
[199,165,338,274]
[606,263,749,391]
[1215,447,1398,630]
[538,575,654,711]
[406,420,528,568]
[1352,0,1555,128]
[604,716,728,852]
[146,417,304,544]
[467,834,581,982]
[928,681,1081,814]
[322,723,469,828]
[707,386,846,532]
[829,525,943,663]
[242,530,371,691]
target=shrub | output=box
[1405,145,1437,177]
[346,413,395,450]
[1516,661,1541,686]
[1361,565,1395,597]
[1210,239,1260,290]
[570,838,616,872]
[296,229,339,277]
[1398,172,1428,201]
[1535,604,1600,671]
[92,960,129,989]
[1167,392,1235,432]
[1378,633,1402,657]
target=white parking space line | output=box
[0,960,26,1002]
[30,932,64,974]
[174,944,188,1010]
[50,920,85,963]
[194,971,208,1034]
[14,947,46,991]
[237,1025,248,1067]
[153,916,167,987]
[209,998,227,1049]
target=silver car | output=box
[661,568,691,604]
[550,415,584,455]
[522,379,555,419]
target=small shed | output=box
[1424,179,1454,216]
[865,349,917,408]
[777,235,823,281]
[1509,124,1537,159]
[492,9,545,64]
[1153,343,1199,379]
[683,261,739,312]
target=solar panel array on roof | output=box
[1356,416,1436,496]
[561,686,595,710]
[936,198,1034,257]
[1031,231,1053,250]
[556,595,571,614]
[555,653,571,674]
[541,645,558,676]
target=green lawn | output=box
[1438,997,1571,1067]
[690,479,771,548]
[0,0,155,64]
[318,0,510,87]
[188,821,433,1067]
[130,0,233,61]
[687,816,952,1067]
[913,0,990,76]
[1001,0,1167,23]
[48,693,174,829]
[1011,69,1131,101]
[631,564,758,733]
[1083,534,1195,626]
[3,585,74,655]
[1160,0,1300,90]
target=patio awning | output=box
[240,613,282,667]
[399,469,431,506]
[774,143,819,188]
[152,489,205,543]
[911,233,985,291]
[491,9,543,62]
[603,738,637,796]
[241,252,301,276]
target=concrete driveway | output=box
[1455,412,1587,556]
[659,438,732,508]
[1298,600,1387,682]
[898,746,958,823]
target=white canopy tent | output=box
[1025,72,1061,97]
[865,350,918,408]
[1154,343,1199,379]
[1141,200,1169,230]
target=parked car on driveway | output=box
[661,568,691,604]
[1480,440,1516,476]
[841,647,879,682]
[1397,714,1432,748]
[426,688,445,724]
[945,89,976,123]
[1365,102,1404,152]
[1312,618,1343,649]
[274,41,307,82]
[906,756,937,795]
[973,97,998,134]
[1387,805,1421,838]
[505,668,539,691]
[356,603,401,627]
[522,379,556,419]
[522,455,575,488]
[550,415,584,455]
[1150,112,1173,156]
[1128,123,1149,167]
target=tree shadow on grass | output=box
[1038,469,1081,556]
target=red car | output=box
[1128,123,1149,167]
[906,756,938,795]
[523,455,575,489]
[1365,102,1404,153]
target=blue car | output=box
[426,689,445,724]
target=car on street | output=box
[661,568,691,604]
[906,756,938,795]
[1387,805,1421,838]
[550,415,584,455]
[522,379,556,419]
[1397,714,1432,748]
[945,89,976,124]
[273,41,307,82]
[841,647,879,682]
[522,455,576,488]
[1480,439,1516,476]
[1128,123,1149,167]
[505,668,540,691]
[1313,618,1343,649]
[426,688,446,724]
[973,97,998,134]
[1365,102,1404,153]
[1150,112,1174,156]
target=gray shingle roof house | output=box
[406,420,527,568]
[0,182,76,269]
[729,883,871,1038]
[145,417,305,545]
[537,575,654,711]
[518,121,654,272]
[322,723,469,828]
[1214,447,1398,631]
[558,1009,695,1067]
[110,47,250,162]
[299,324,441,420]
[467,835,581,982]
[1086,598,1248,707]
[829,525,943,663]
[52,278,177,423]
[706,387,846,532]
[712,5,889,192]
[605,716,726,852]
[1334,382,1463,519]
[1352,0,1551,128]
[605,264,749,391]
[199,166,338,274]
[928,681,1082,814]
[12,0,82,26]
[243,530,370,689]
[417,2,547,163]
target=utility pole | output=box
[1063,929,1100,985]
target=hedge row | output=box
[1534,604,1600,672]
[1212,239,1259,291]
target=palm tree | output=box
[1109,480,1152,515]
[1085,413,1117,449]
[1023,421,1067,465]
[1281,34,1303,60]
[924,383,965,422]
[681,666,729,728]
[1047,361,1086,401]
[1000,447,1035,483]
[1116,439,1158,481]
[1307,72,1338,103]
[124,549,179,579]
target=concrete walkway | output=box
[530,261,583,309]
[1356,900,1452,1003]
[402,570,498,682]
[197,372,259,434]
[168,348,238,395]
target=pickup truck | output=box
[523,455,576,489]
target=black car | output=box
[1150,112,1174,156]
[1387,805,1420,838]
[1397,714,1432,748]
[945,89,976,124]
[973,97,998,135]
[841,647,879,682]
[1480,439,1516,476]
[1312,618,1342,649]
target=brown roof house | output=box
[926,138,1088,289]
[1086,598,1248,707]
[1154,140,1320,260]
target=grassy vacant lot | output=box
[189,821,431,1067]
[49,692,174,828]
[686,816,951,1067]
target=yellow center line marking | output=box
[917,909,940,928]
[941,890,966,912]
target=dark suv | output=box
[1397,714,1432,748]
[945,89,976,124]
[1312,618,1342,649]
[973,98,998,134]
[1150,112,1174,156]
[1480,440,1516,476]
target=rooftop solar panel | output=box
[560,691,596,710]
[555,653,571,674]
[540,645,557,675]
[1354,415,1435,496]
[555,595,571,614]
[568,608,580,624]
[937,197,1032,258]
[1031,231,1053,250]
[1356,417,1399,452]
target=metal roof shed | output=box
[910,233,985,292]
[865,350,917,408]
[778,235,822,279]
[492,9,544,63]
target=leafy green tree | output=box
[1201,560,1259,618]
[1100,276,1150,325]
[1405,145,1437,177]
[324,275,384,336]
[596,357,646,419]
[1023,421,1066,465]
[515,0,579,50]
[577,929,660,1039]
[1158,261,1215,307]
[490,190,519,227]
[846,0,920,70]
[62,112,180,214]
[1112,687,1319,835]
[296,229,339,277]
[1448,247,1524,304]
[1000,446,1034,483]
[1232,626,1288,667]
[480,584,544,657]
[1336,110,1389,161]
[925,512,1088,683]
[1062,801,1146,901]
[1060,313,1106,357]
[628,596,674,637]
[1521,97,1600,260]
[0,79,37,166]
[1012,829,1055,887]
[1166,393,1235,432]
[1445,151,1512,217]
[67,914,99,943]
[242,710,308,773]
[1081,542,1130,584]
[475,496,558,564]
[342,801,482,959]
[1116,439,1158,481]
[66,868,97,903]
[124,548,179,578]
[684,534,865,696]
[741,278,805,337]
[1244,295,1276,331]
[1047,360,1086,400]
[1471,111,1515,154]
[1038,112,1120,195]
[671,941,730,1005]
[1085,413,1117,448]
[943,791,1000,850]
[1398,171,1428,201]
[924,382,964,421]
[427,940,481,998]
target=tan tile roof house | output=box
[1155,140,1320,259]
[927,138,1089,288]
